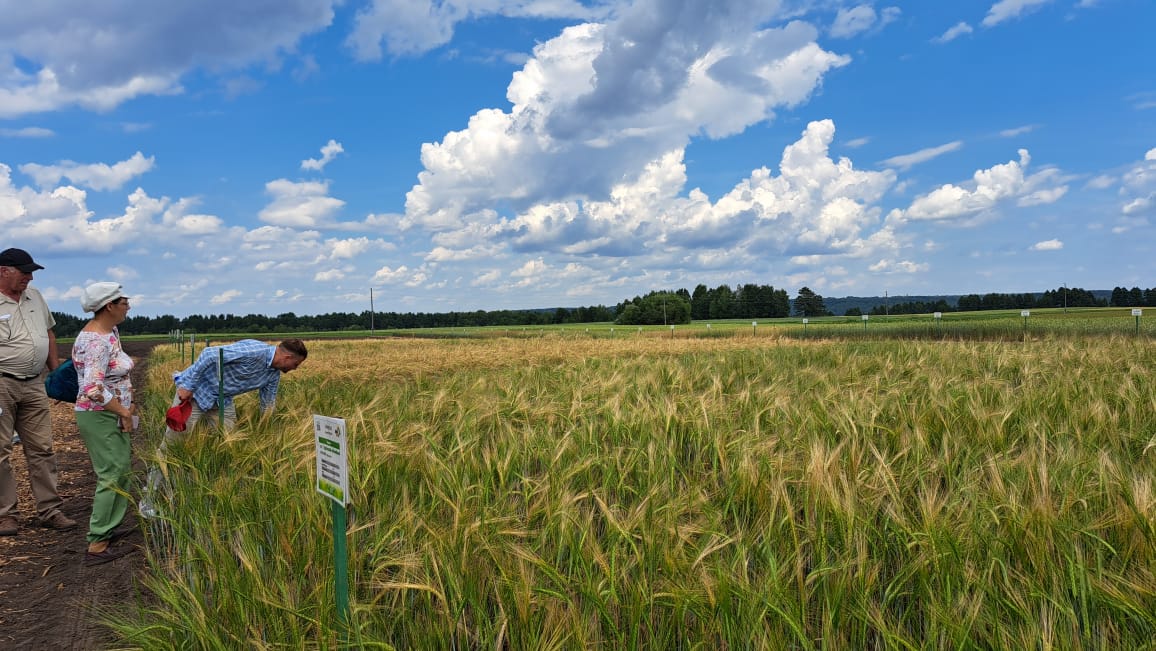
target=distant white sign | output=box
[933,312,942,319]
[862,314,869,321]
[1021,310,1030,317]
[1133,309,1143,317]
[314,415,349,506]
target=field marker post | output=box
[1133,308,1143,336]
[670,325,675,338]
[1021,310,1030,336]
[314,415,352,644]
[934,312,942,336]
[802,318,808,335]
[752,321,757,336]
[862,314,869,332]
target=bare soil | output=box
[0,340,158,650]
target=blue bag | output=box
[45,359,79,403]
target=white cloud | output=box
[301,139,344,171]
[0,126,54,138]
[106,265,139,281]
[19,152,155,191]
[831,5,900,39]
[0,163,226,253]
[933,22,973,44]
[346,0,607,60]
[830,5,877,38]
[880,141,963,170]
[259,179,345,228]
[1029,239,1063,251]
[372,265,412,284]
[1000,124,1037,138]
[983,0,1054,28]
[891,149,1069,222]
[844,137,870,148]
[0,1,340,117]
[314,268,345,281]
[1085,174,1115,190]
[1147,148,1156,161]
[404,3,851,230]
[460,119,900,268]
[868,259,929,274]
[210,289,242,304]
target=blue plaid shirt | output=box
[175,340,281,412]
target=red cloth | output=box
[165,399,193,432]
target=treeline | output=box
[868,286,1152,316]
[50,306,618,338]
[614,284,796,325]
[48,283,1152,337]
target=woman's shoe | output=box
[84,543,135,566]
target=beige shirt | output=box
[0,287,56,377]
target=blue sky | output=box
[0,0,1152,318]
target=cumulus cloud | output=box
[0,1,340,118]
[259,179,345,227]
[429,120,901,275]
[346,0,607,60]
[210,289,242,304]
[982,0,1054,28]
[0,163,226,252]
[880,141,963,170]
[404,1,851,230]
[372,265,412,284]
[890,149,1069,222]
[933,22,973,44]
[301,139,344,171]
[868,259,929,274]
[1029,239,1063,251]
[19,152,155,191]
[830,5,900,39]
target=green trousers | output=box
[75,411,131,543]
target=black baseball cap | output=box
[0,248,45,273]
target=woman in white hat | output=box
[72,282,137,565]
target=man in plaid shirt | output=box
[164,338,308,438]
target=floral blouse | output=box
[72,328,134,412]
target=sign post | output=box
[314,415,351,641]
[1133,308,1143,336]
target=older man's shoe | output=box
[0,515,17,536]
[39,511,77,530]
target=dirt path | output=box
[0,340,157,650]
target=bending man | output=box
[164,339,307,441]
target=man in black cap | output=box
[0,247,76,535]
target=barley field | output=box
[113,332,1156,649]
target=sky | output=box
[0,0,1153,318]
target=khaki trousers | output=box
[163,391,236,447]
[0,374,64,520]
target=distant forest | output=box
[49,284,1154,337]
